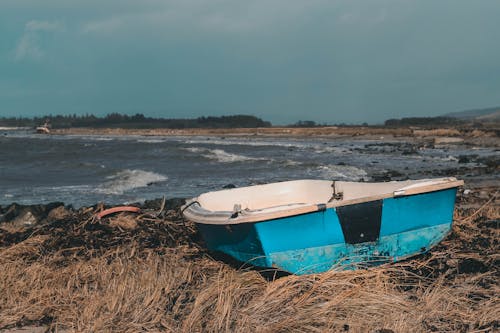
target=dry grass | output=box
[52,126,415,138]
[52,125,500,140]
[0,191,498,332]
[413,129,462,137]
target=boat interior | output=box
[197,178,461,212]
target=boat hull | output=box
[196,188,457,274]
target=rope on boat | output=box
[328,181,344,202]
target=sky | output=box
[1,0,499,124]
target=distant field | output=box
[53,125,498,139]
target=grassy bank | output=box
[0,189,498,332]
[52,125,499,138]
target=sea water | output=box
[0,129,496,207]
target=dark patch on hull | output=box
[336,200,382,244]
[196,222,268,267]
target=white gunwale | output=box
[182,178,464,225]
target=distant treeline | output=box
[288,120,322,127]
[384,117,463,127]
[0,113,272,129]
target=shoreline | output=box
[52,125,498,137]
[3,171,495,225]
[1,181,496,231]
[51,126,500,148]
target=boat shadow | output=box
[206,250,292,281]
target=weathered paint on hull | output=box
[266,223,450,274]
[196,188,457,274]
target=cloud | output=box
[79,0,328,36]
[81,16,124,34]
[14,20,64,61]
[25,20,64,32]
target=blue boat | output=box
[182,178,463,274]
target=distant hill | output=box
[385,106,500,127]
[443,106,500,121]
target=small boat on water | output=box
[182,177,463,274]
[35,121,51,134]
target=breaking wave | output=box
[0,126,29,130]
[183,147,267,163]
[438,155,459,162]
[312,146,350,154]
[316,165,368,181]
[89,137,114,141]
[281,159,302,167]
[182,139,353,156]
[97,169,168,195]
[183,139,297,148]
[136,139,165,143]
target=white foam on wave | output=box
[182,138,354,156]
[419,155,459,162]
[440,155,459,162]
[89,137,113,141]
[137,139,165,143]
[316,165,368,181]
[0,127,29,130]
[97,169,168,195]
[54,185,92,191]
[282,159,302,166]
[312,146,350,154]
[210,149,263,163]
[183,147,267,163]
[184,147,204,153]
[183,138,299,148]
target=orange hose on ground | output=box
[97,206,141,219]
